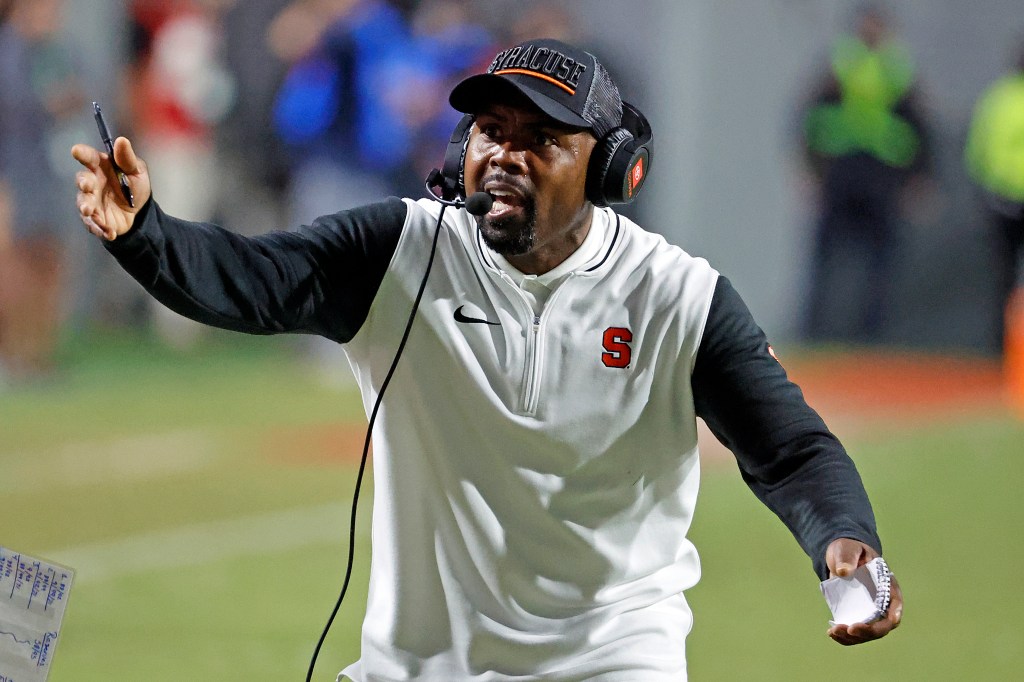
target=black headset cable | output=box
[305,204,450,682]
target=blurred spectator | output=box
[269,0,493,221]
[267,0,492,380]
[0,0,82,384]
[397,0,495,197]
[268,0,409,224]
[126,0,237,348]
[964,34,1024,354]
[216,0,292,195]
[799,5,931,344]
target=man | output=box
[800,5,930,344]
[73,38,901,681]
[0,0,80,382]
[964,34,1024,353]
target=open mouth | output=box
[485,186,528,218]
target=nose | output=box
[490,141,528,175]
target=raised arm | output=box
[71,137,407,342]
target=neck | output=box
[505,206,595,275]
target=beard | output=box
[475,197,537,257]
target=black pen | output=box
[92,102,135,208]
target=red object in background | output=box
[1005,287,1024,418]
[128,0,225,140]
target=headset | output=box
[426,101,654,208]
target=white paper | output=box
[819,557,887,626]
[0,547,74,682]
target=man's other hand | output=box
[825,537,903,645]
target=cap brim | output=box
[449,74,590,130]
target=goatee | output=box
[476,199,537,257]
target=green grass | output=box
[3,331,370,680]
[687,414,1024,681]
[3,332,1022,680]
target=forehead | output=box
[474,102,587,136]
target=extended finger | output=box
[82,214,106,239]
[71,144,101,170]
[76,195,104,238]
[76,190,95,216]
[113,137,141,175]
[76,170,97,194]
[80,210,116,241]
[76,193,105,235]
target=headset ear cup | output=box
[616,143,650,204]
[586,127,633,207]
[441,114,474,200]
[586,102,653,206]
[586,130,652,206]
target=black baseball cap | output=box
[449,38,623,139]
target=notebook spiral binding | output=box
[871,557,892,621]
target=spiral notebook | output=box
[819,556,891,626]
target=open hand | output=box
[71,136,150,241]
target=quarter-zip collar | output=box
[486,207,611,286]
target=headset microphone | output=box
[464,191,493,216]
[424,169,493,216]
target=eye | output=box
[479,123,501,140]
[534,131,557,147]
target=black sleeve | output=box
[103,196,408,343]
[691,276,881,579]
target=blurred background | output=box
[2,0,1023,680]
[3,0,1024,365]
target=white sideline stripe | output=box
[3,430,219,494]
[45,503,361,584]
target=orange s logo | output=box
[602,327,633,368]
[628,157,644,197]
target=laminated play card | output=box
[0,547,74,682]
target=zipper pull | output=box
[532,315,541,333]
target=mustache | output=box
[480,173,531,196]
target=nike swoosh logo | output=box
[454,305,500,326]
